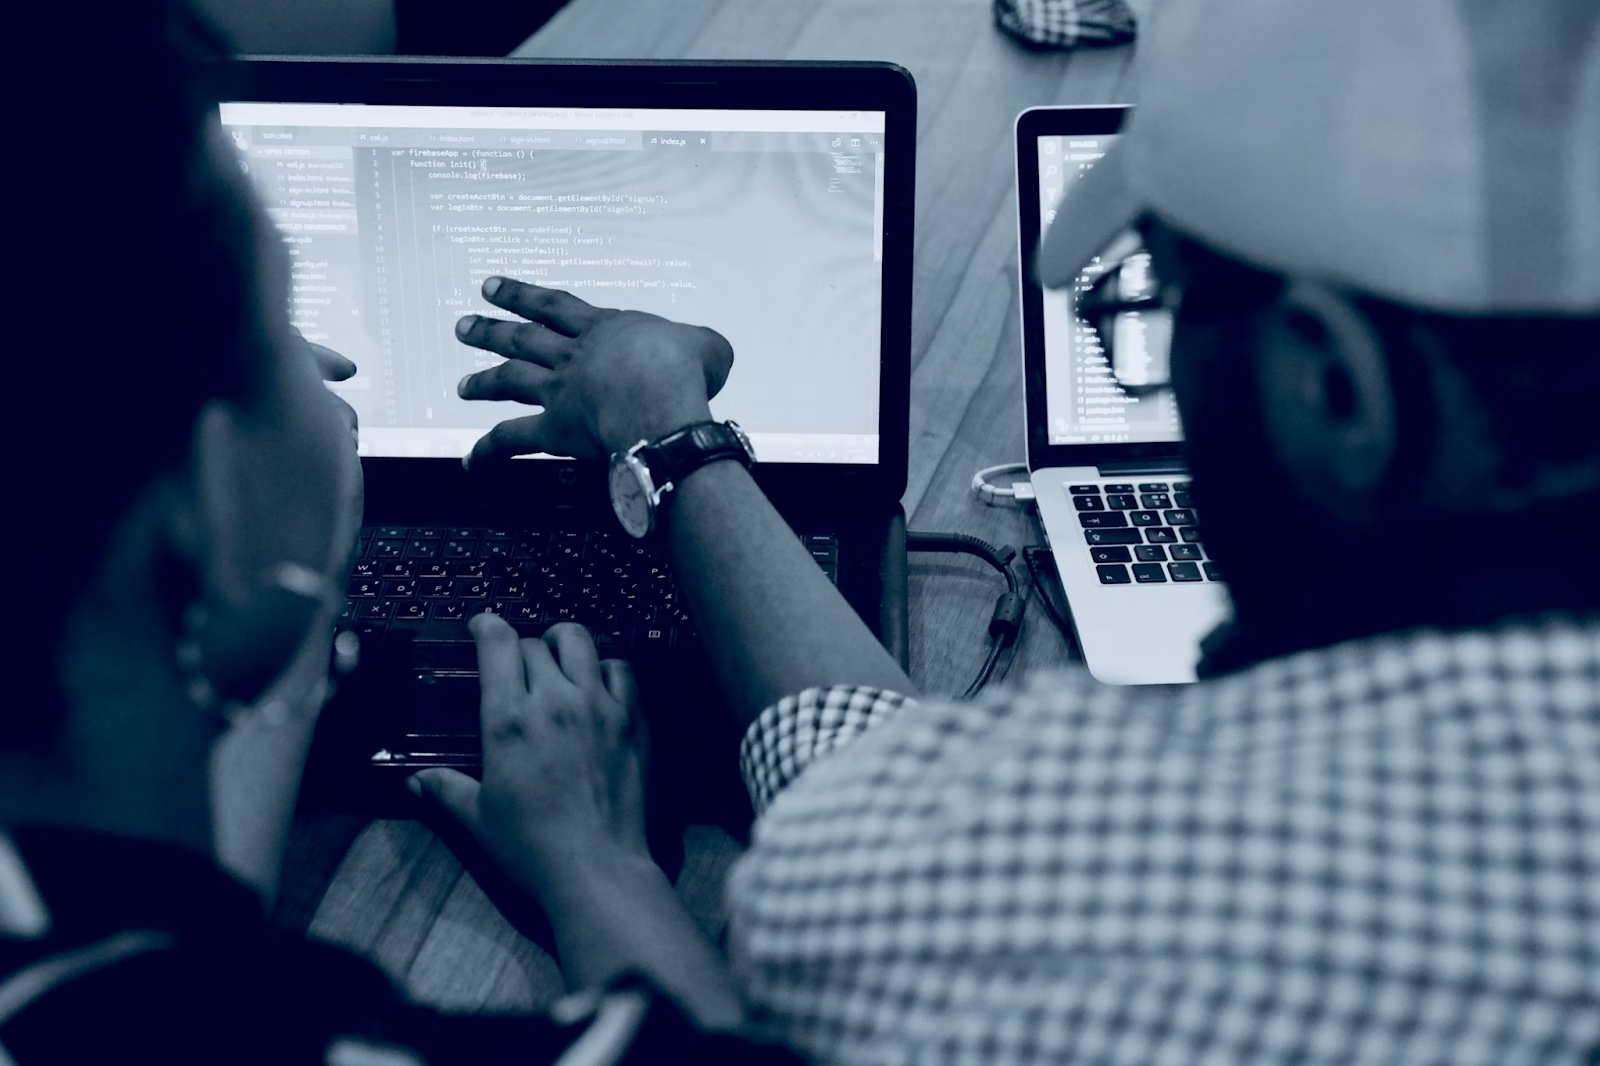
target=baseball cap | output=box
[1038,0,1600,315]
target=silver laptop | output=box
[1015,105,1229,685]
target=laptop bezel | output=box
[216,56,915,508]
[1015,105,1184,473]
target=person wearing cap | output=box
[424,1,1600,1063]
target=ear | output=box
[1252,282,1397,523]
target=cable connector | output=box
[971,462,1031,506]
[988,592,1025,646]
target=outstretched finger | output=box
[454,314,571,367]
[470,611,527,722]
[463,414,553,471]
[482,277,599,337]
[544,622,602,691]
[457,360,553,406]
[308,341,358,382]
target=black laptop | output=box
[215,58,915,813]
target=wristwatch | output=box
[608,420,756,538]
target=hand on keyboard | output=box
[407,614,651,886]
[454,276,734,465]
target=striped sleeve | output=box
[738,685,916,816]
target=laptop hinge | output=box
[1096,459,1188,476]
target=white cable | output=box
[971,462,1032,505]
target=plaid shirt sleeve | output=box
[726,623,1600,1066]
[993,0,1137,49]
[739,685,917,816]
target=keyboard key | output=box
[484,529,512,540]
[458,579,491,599]
[383,580,417,599]
[1173,480,1192,491]
[417,562,450,580]
[1103,483,1134,493]
[1168,561,1203,582]
[1163,509,1196,526]
[1129,510,1163,527]
[515,533,547,558]
[1204,562,1223,581]
[419,578,454,599]
[394,602,429,621]
[1135,545,1167,562]
[431,601,467,621]
[488,560,524,580]
[1145,528,1178,544]
[453,561,487,579]
[1085,529,1141,545]
[1078,512,1129,529]
[347,579,380,599]
[1069,484,1101,495]
[448,528,477,540]
[443,539,476,559]
[352,561,377,579]
[373,527,408,540]
[371,539,405,559]
[1139,493,1172,509]
[411,527,444,539]
[1073,495,1105,511]
[1132,563,1167,583]
[1106,494,1137,510]
[405,540,439,559]
[1173,492,1194,508]
[1178,526,1203,543]
[508,603,542,623]
[378,562,413,580]
[1137,483,1169,492]
[496,579,528,599]
[356,600,392,622]
[1170,544,1202,561]
[1090,546,1132,564]
[1096,564,1132,585]
[480,541,513,559]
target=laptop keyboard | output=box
[341,525,841,653]
[1070,481,1224,586]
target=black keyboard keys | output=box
[1090,546,1132,563]
[1144,528,1178,544]
[1169,544,1202,561]
[1078,512,1128,528]
[1135,545,1167,562]
[1168,562,1203,582]
[1132,563,1166,583]
[1129,510,1163,527]
[1096,564,1131,585]
[1085,529,1141,546]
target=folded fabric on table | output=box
[994,0,1137,49]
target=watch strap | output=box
[635,421,753,494]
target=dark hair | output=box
[5,2,257,752]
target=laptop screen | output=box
[1035,133,1182,447]
[221,103,886,465]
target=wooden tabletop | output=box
[290,0,1138,1013]
[516,0,1137,696]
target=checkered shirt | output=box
[728,619,1600,1066]
[992,0,1137,50]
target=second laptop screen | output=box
[222,103,886,464]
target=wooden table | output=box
[291,0,1138,1012]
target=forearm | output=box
[528,847,744,1030]
[662,459,914,730]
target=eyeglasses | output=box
[1075,245,1182,397]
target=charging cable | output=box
[970,463,1036,505]
[907,531,1025,698]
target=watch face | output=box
[609,454,653,538]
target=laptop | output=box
[216,58,915,806]
[1015,105,1229,685]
